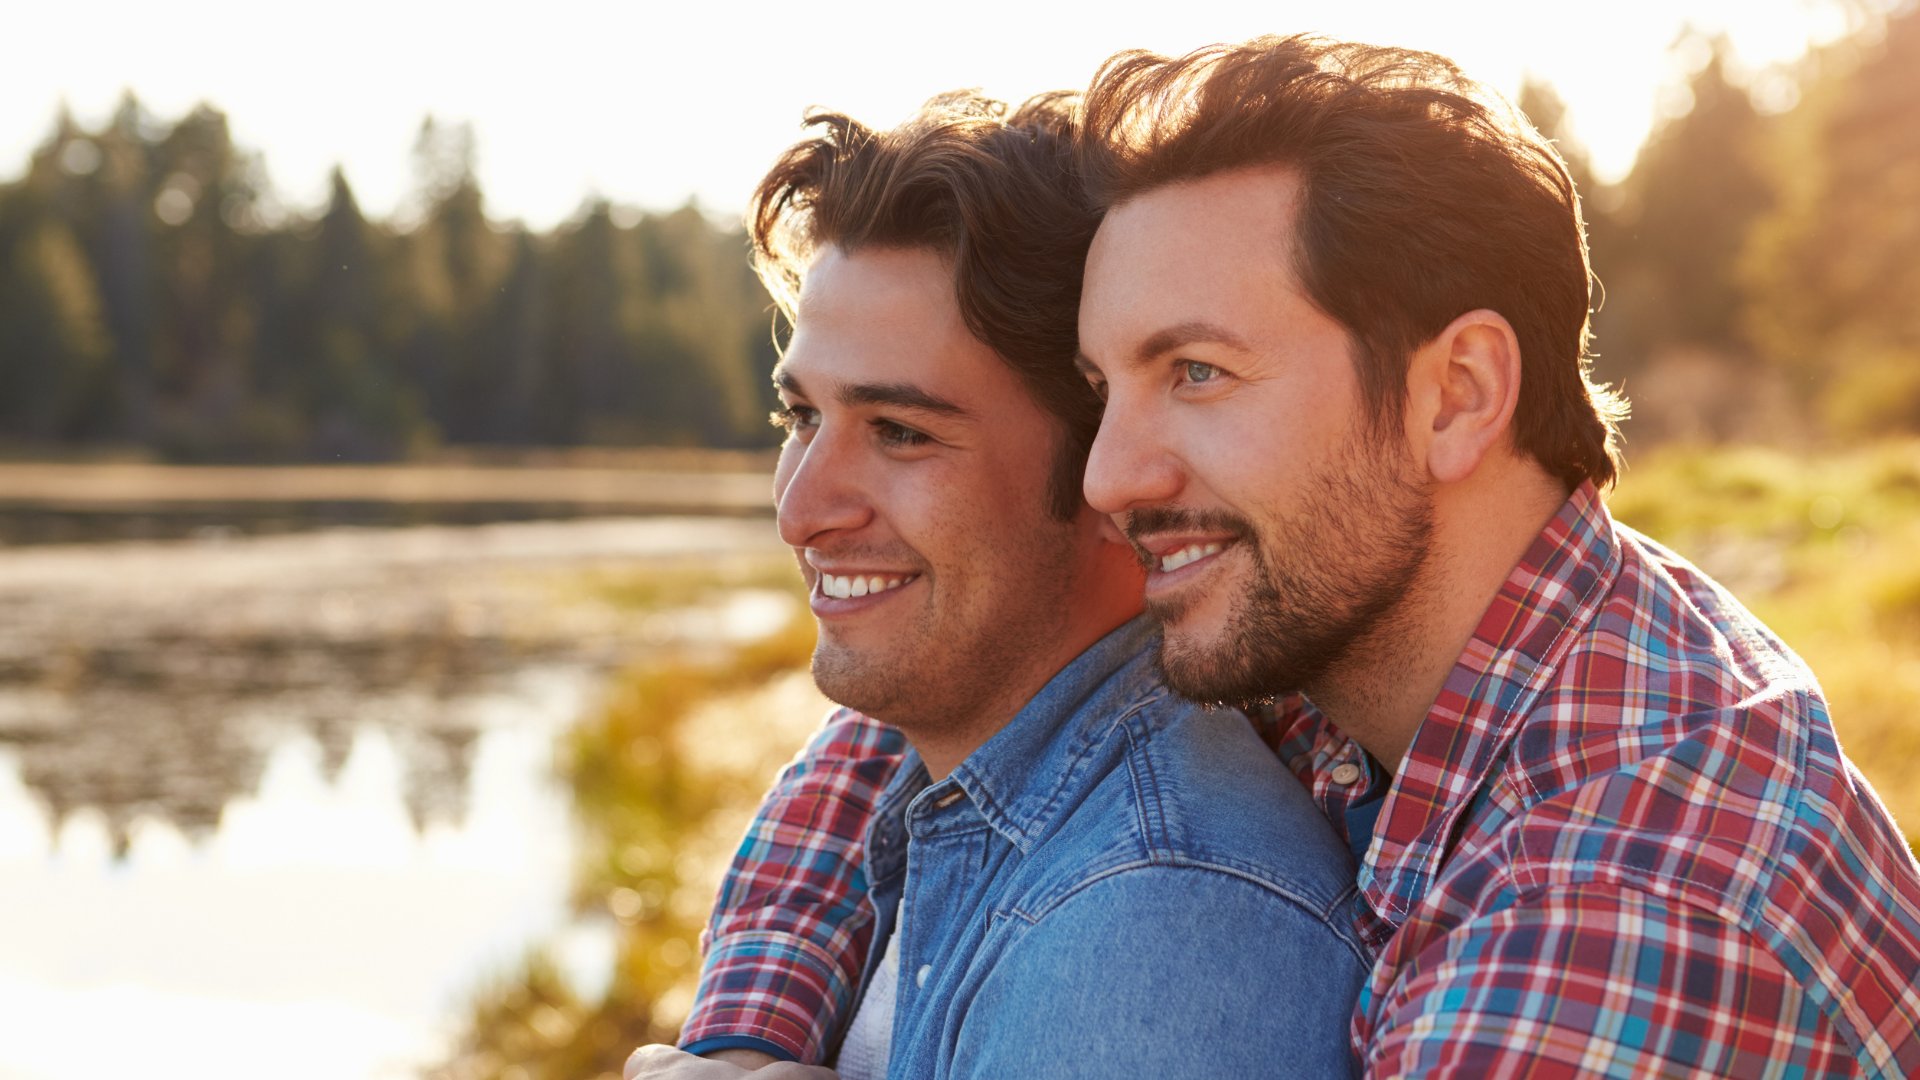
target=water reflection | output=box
[0,512,792,1080]
[0,668,587,1079]
[0,515,785,847]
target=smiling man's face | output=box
[772,245,1093,733]
[1076,166,1436,706]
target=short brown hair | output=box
[1079,35,1627,489]
[749,90,1102,519]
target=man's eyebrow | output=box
[773,366,969,418]
[839,381,971,418]
[1130,321,1256,366]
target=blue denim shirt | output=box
[838,618,1369,1079]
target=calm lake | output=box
[0,498,800,1080]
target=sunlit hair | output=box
[749,90,1102,520]
[1079,35,1628,489]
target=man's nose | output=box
[1083,391,1183,515]
[775,430,872,548]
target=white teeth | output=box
[1158,542,1225,573]
[818,573,913,600]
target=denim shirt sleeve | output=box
[950,864,1368,1079]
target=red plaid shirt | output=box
[682,483,1920,1076]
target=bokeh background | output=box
[2,1,1916,1077]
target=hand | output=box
[623,1044,840,1079]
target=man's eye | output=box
[1087,377,1110,403]
[1181,361,1221,385]
[873,419,931,448]
[769,404,818,433]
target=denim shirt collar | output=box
[866,616,1165,875]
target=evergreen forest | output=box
[2,15,1917,462]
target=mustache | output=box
[1120,507,1254,567]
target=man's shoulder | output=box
[1500,521,1885,861]
[1465,526,1920,1037]
[1017,696,1361,930]
[1450,702,1920,1073]
[1511,519,1829,832]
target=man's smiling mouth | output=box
[1157,542,1226,573]
[817,573,918,599]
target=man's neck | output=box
[889,526,1146,780]
[1310,463,1571,773]
[905,608,1134,780]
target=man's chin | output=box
[1143,582,1225,638]
[809,643,900,718]
[1150,621,1244,704]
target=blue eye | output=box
[1182,361,1220,384]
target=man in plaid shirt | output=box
[640,35,1920,1079]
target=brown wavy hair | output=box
[749,90,1103,519]
[1078,35,1627,489]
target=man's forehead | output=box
[796,244,961,324]
[1082,172,1308,359]
[777,247,1014,416]
[1093,170,1301,274]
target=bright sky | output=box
[1,0,1885,230]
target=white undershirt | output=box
[835,903,902,1080]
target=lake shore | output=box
[0,457,778,515]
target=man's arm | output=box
[1362,883,1857,1077]
[952,866,1369,1079]
[678,707,906,1064]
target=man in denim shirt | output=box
[846,609,1368,1079]
[627,91,1367,1079]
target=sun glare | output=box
[0,1,1886,226]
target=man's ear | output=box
[1404,309,1523,484]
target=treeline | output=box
[2,9,1917,462]
[1537,10,1920,443]
[0,111,779,460]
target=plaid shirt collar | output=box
[1299,481,1620,937]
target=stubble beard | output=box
[1146,434,1436,711]
[810,617,921,722]
[806,518,1084,737]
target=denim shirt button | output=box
[916,964,931,988]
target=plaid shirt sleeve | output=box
[1362,882,1856,1077]
[678,706,907,1063]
